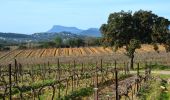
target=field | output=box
[0,45,170,100]
[0,44,169,65]
[0,57,153,100]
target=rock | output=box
[160,86,166,90]
[167,78,170,84]
[164,91,168,93]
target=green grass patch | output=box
[60,87,93,100]
[158,74,170,100]
[159,80,170,100]
[157,74,170,79]
[138,74,170,100]
[150,64,170,70]
[138,80,160,100]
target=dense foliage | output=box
[100,10,170,69]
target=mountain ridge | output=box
[47,25,83,34]
[0,25,101,43]
[47,25,101,37]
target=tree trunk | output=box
[129,55,134,70]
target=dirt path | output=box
[131,70,170,75]
[151,70,170,75]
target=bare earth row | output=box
[0,45,166,59]
[0,45,167,65]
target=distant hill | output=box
[0,32,31,38]
[32,32,86,41]
[0,32,88,43]
[47,25,101,37]
[80,28,101,37]
[47,25,83,34]
[0,25,101,43]
[0,32,35,42]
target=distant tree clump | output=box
[84,37,101,46]
[18,45,27,49]
[100,10,170,69]
[54,37,63,47]
[40,41,56,48]
[0,43,11,51]
[39,37,86,48]
[0,44,3,50]
[65,38,85,47]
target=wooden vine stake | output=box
[0,65,1,76]
[94,63,98,100]
[113,60,117,77]
[114,60,117,69]
[9,64,12,100]
[51,85,55,100]
[137,63,139,92]
[48,61,51,78]
[73,60,76,89]
[57,58,61,98]
[14,59,18,84]
[124,62,126,75]
[115,67,119,100]
[81,63,84,73]
[19,63,23,83]
[100,59,103,83]
[144,62,148,82]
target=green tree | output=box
[67,39,76,47]
[0,44,3,50]
[100,11,139,69]
[66,38,85,47]
[152,16,170,51]
[84,37,101,46]
[133,10,158,43]
[41,41,56,48]
[133,10,170,49]
[76,38,85,47]
[54,37,62,47]
[100,10,170,69]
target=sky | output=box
[0,0,170,34]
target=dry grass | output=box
[0,45,169,65]
[0,45,167,58]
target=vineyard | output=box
[0,45,169,99]
[0,59,153,100]
[0,45,169,65]
[1,1,170,99]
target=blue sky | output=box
[0,0,170,34]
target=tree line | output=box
[39,37,101,48]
